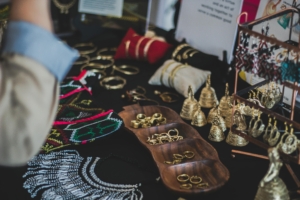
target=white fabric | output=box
[148,59,211,97]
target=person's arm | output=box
[0,0,78,166]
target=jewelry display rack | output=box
[232,8,300,188]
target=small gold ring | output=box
[173,154,184,160]
[168,128,179,137]
[179,183,193,190]
[130,120,141,129]
[197,182,209,188]
[177,174,190,183]
[190,176,202,185]
[141,123,151,128]
[152,113,162,121]
[183,151,195,159]
[172,159,182,164]
[136,114,146,120]
[96,47,117,60]
[73,55,90,65]
[164,161,173,165]
[100,76,126,90]
[73,43,97,55]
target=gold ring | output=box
[96,47,117,60]
[157,117,167,125]
[177,174,190,183]
[190,176,202,185]
[73,55,90,65]
[100,76,126,90]
[136,114,146,120]
[152,113,162,121]
[197,182,209,188]
[179,183,193,190]
[172,159,182,164]
[183,151,195,159]
[168,128,179,137]
[173,154,184,160]
[164,161,173,165]
[130,120,141,129]
[73,43,97,55]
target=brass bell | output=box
[180,85,198,120]
[191,103,207,127]
[208,116,225,142]
[199,74,219,108]
[207,101,218,123]
[254,148,290,200]
[224,106,234,128]
[226,110,248,147]
[218,83,232,117]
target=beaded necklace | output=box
[23,150,148,200]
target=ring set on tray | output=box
[164,151,195,165]
[146,128,183,145]
[130,113,166,129]
[73,43,140,90]
[177,174,209,190]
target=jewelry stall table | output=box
[0,30,299,200]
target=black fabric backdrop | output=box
[1,28,300,200]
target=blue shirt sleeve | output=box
[1,21,79,82]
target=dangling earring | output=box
[279,124,298,155]
[268,118,280,147]
[251,112,265,138]
[248,110,256,136]
[263,116,273,143]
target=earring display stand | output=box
[232,7,300,189]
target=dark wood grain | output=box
[119,104,230,195]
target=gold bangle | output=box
[73,55,90,65]
[168,64,187,88]
[81,63,106,71]
[172,43,189,60]
[177,174,190,183]
[99,76,127,90]
[160,61,176,86]
[125,40,131,59]
[96,47,117,60]
[135,37,147,59]
[81,64,107,76]
[143,39,156,60]
[182,48,195,60]
[89,59,114,70]
[112,65,140,75]
[189,50,199,57]
[73,43,97,55]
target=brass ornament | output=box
[279,125,298,155]
[180,86,198,120]
[226,110,249,147]
[218,83,231,117]
[250,113,265,138]
[268,119,280,147]
[199,74,219,108]
[52,0,76,14]
[254,148,290,200]
[191,103,207,127]
[208,115,225,142]
[207,102,218,123]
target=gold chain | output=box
[52,0,77,14]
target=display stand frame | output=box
[231,7,300,188]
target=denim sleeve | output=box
[1,21,79,81]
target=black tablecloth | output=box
[1,30,300,200]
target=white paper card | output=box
[79,0,124,18]
[175,0,243,63]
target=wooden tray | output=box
[118,104,229,196]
